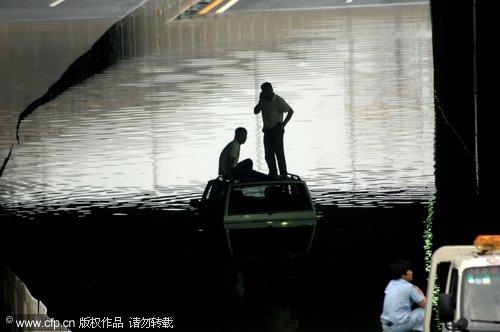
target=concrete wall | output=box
[1,0,200,171]
[0,18,115,159]
[1,265,69,331]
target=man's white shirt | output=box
[380,278,425,325]
[218,139,240,176]
[259,94,292,130]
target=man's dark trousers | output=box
[263,123,287,176]
[233,159,270,180]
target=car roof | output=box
[231,180,306,187]
[207,173,307,188]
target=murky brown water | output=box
[0,4,434,213]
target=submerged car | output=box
[190,174,317,258]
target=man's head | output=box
[390,259,413,281]
[235,127,247,144]
[260,82,274,101]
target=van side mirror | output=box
[439,294,469,331]
[189,199,201,208]
[438,293,454,322]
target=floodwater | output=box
[0,19,115,154]
[0,4,434,213]
[1,3,436,331]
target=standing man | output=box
[380,260,427,332]
[254,82,294,178]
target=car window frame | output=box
[226,181,313,215]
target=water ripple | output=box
[0,4,434,214]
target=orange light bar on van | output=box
[474,235,500,251]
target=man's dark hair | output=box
[261,82,273,90]
[235,127,247,136]
[390,260,412,280]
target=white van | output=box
[424,235,500,332]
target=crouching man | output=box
[380,260,427,332]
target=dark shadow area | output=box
[1,202,427,331]
[430,0,496,247]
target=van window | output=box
[461,266,500,326]
[228,183,312,215]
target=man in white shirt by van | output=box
[380,260,427,332]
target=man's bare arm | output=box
[254,102,262,114]
[254,92,265,114]
[227,156,237,179]
[414,285,427,308]
[283,109,294,126]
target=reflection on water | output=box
[0,19,114,156]
[0,4,434,213]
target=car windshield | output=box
[461,265,500,326]
[228,183,312,215]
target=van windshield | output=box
[228,183,313,215]
[461,266,500,326]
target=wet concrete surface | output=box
[229,0,426,12]
[0,0,148,21]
